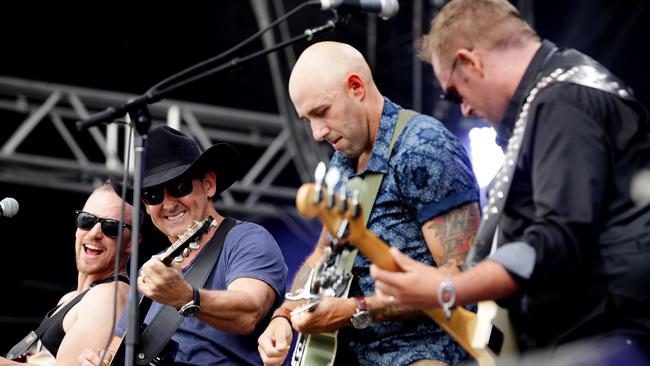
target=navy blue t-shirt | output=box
[117,221,287,365]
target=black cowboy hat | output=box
[110,125,241,203]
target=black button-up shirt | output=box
[489,40,650,349]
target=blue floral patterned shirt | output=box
[333,98,479,365]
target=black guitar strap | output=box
[135,217,237,365]
[5,275,129,360]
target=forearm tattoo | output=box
[427,203,480,269]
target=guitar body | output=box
[292,332,338,366]
[109,217,215,366]
[473,301,518,360]
[289,246,356,366]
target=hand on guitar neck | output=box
[296,182,519,366]
[77,217,216,366]
[370,247,450,309]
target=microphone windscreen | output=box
[1,197,19,217]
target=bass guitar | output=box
[295,182,518,366]
[285,164,354,366]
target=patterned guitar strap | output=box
[342,109,417,281]
[467,65,638,266]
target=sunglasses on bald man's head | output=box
[75,210,132,239]
[142,174,196,206]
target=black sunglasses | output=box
[75,210,132,239]
[142,175,195,206]
[440,90,463,104]
[439,55,463,104]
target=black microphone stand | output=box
[76,15,343,366]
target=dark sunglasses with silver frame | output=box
[142,174,196,206]
[75,210,132,239]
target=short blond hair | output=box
[420,0,539,65]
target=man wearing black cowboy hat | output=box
[79,125,288,366]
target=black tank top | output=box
[39,275,129,357]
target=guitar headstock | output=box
[289,163,402,312]
[295,164,366,248]
[159,216,216,266]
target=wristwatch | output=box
[179,285,201,317]
[350,297,372,329]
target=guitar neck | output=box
[355,228,483,360]
[352,229,398,271]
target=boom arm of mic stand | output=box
[75,16,341,132]
[75,93,157,131]
[153,17,341,97]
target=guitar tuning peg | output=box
[189,241,200,250]
[338,184,348,213]
[174,255,184,263]
[351,190,361,218]
[313,161,326,203]
[325,168,341,208]
[182,247,191,258]
[324,167,341,189]
[314,161,326,182]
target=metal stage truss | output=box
[0,0,440,240]
[0,73,329,240]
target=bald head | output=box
[288,42,385,160]
[289,42,375,105]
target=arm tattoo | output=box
[427,202,480,269]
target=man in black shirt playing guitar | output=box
[372,0,650,362]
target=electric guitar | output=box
[109,216,216,366]
[285,164,354,366]
[287,243,356,366]
[295,183,519,366]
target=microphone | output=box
[318,0,399,20]
[0,197,19,218]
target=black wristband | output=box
[270,306,293,327]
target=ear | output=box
[346,73,366,100]
[456,48,484,78]
[202,171,217,199]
